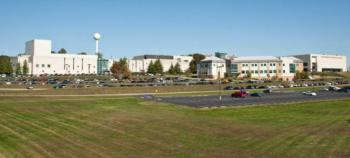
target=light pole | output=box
[217,65,224,101]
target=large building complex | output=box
[11,39,98,76]
[293,54,347,72]
[128,55,192,73]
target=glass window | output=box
[36,64,39,68]
[269,70,273,73]
[255,70,258,74]
[41,64,45,68]
[242,70,245,74]
[260,70,263,73]
[274,70,277,73]
[290,64,296,73]
[47,64,51,68]
[231,64,238,73]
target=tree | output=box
[168,64,175,74]
[57,48,67,54]
[153,59,163,74]
[246,71,252,79]
[79,52,87,55]
[188,53,205,74]
[301,71,309,79]
[15,63,22,75]
[174,63,182,74]
[110,58,131,79]
[51,51,56,54]
[295,71,302,80]
[147,61,156,74]
[22,60,29,75]
[0,55,13,75]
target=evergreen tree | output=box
[15,63,22,75]
[174,63,182,74]
[147,61,156,74]
[22,60,29,75]
[154,59,163,74]
[168,64,175,74]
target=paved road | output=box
[155,91,350,108]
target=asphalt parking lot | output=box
[153,91,350,108]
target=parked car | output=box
[233,87,241,90]
[329,86,341,91]
[338,87,350,93]
[53,84,66,89]
[263,89,273,93]
[246,85,256,89]
[303,91,317,96]
[321,87,330,91]
[231,91,249,98]
[224,86,234,90]
[251,93,263,97]
[258,86,267,89]
[26,86,34,90]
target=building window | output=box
[264,70,268,73]
[269,70,273,73]
[255,70,258,74]
[231,64,238,73]
[260,70,263,73]
[242,70,245,74]
[290,64,296,73]
[283,64,285,66]
[274,70,277,73]
[36,64,39,68]
[283,70,286,73]
[41,64,45,68]
[47,64,51,68]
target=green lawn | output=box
[0,96,349,158]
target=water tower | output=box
[93,32,101,54]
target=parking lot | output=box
[155,91,350,108]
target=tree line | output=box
[0,55,29,75]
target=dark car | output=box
[251,93,263,97]
[231,91,249,98]
[338,87,350,93]
[258,86,267,89]
[233,87,241,90]
[224,86,234,90]
[53,84,66,89]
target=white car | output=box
[303,91,317,96]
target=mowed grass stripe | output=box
[0,107,110,158]
[0,96,350,158]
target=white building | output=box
[11,39,98,76]
[293,54,347,72]
[197,56,226,79]
[228,56,303,81]
[127,55,192,73]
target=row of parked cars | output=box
[230,85,350,98]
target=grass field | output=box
[0,96,349,158]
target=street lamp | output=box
[217,65,224,101]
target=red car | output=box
[231,91,249,98]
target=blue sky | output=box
[0,0,349,65]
